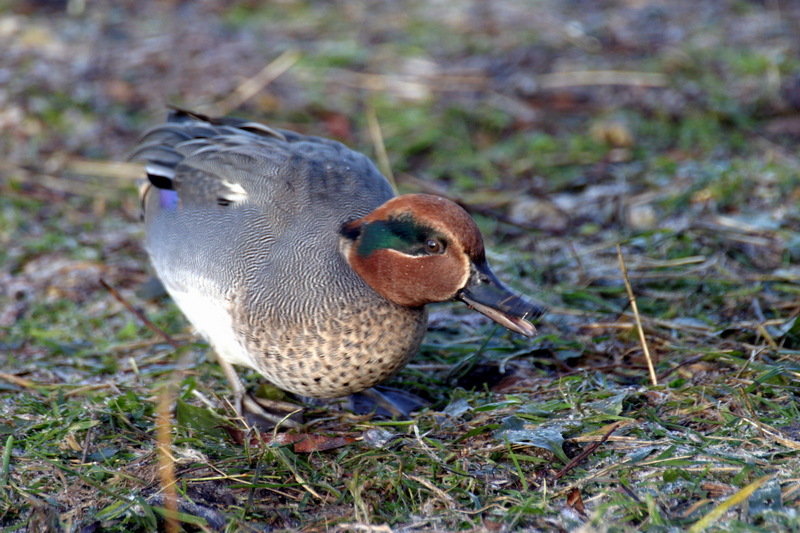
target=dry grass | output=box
[2,0,800,531]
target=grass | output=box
[2,0,800,531]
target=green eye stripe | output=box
[357,215,442,257]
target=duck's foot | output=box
[217,356,426,426]
[218,357,303,430]
[348,386,430,418]
[238,393,304,430]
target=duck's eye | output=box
[425,239,444,254]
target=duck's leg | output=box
[349,386,430,419]
[217,357,303,429]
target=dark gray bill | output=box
[457,261,544,337]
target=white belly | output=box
[167,285,259,371]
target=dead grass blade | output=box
[538,70,668,88]
[212,49,301,115]
[156,386,179,533]
[366,106,396,193]
[65,159,144,181]
[617,245,658,386]
[688,475,773,533]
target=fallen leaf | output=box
[222,426,357,453]
[566,487,586,514]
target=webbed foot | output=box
[218,358,303,429]
[348,386,430,418]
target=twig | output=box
[616,245,658,386]
[554,420,627,480]
[100,278,180,349]
[619,482,641,502]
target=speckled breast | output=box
[237,299,428,398]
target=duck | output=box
[129,109,544,426]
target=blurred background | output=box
[2,1,800,528]
[4,0,798,181]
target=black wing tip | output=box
[146,171,174,190]
[166,105,212,124]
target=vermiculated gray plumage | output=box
[131,110,427,397]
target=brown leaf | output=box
[281,433,357,453]
[701,482,736,499]
[566,487,586,514]
[222,426,356,453]
[220,426,247,445]
[481,517,505,532]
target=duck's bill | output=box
[457,262,545,338]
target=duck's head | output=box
[340,194,544,337]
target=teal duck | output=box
[129,109,544,424]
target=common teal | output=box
[130,109,543,424]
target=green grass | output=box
[2,0,800,531]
